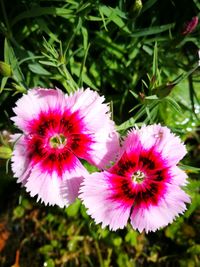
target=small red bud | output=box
[182,16,198,35]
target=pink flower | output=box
[11,88,119,207]
[80,125,190,233]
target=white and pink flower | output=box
[80,125,190,233]
[11,88,119,207]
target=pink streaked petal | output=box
[25,167,68,207]
[27,154,87,206]
[121,129,142,155]
[66,88,120,168]
[130,184,190,233]
[87,131,120,169]
[168,166,188,186]
[9,133,22,142]
[66,88,108,118]
[11,134,29,178]
[12,88,66,132]
[60,161,89,204]
[79,172,131,230]
[138,124,187,166]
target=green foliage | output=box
[0,0,200,266]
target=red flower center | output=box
[26,109,93,176]
[109,149,168,207]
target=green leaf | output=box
[4,39,10,64]
[65,199,81,217]
[71,62,98,90]
[125,230,138,247]
[130,90,139,99]
[113,237,122,247]
[131,23,175,37]
[78,43,90,87]
[141,0,157,13]
[0,77,9,92]
[13,206,25,219]
[39,245,53,255]
[4,39,26,87]
[39,60,60,67]
[152,42,158,78]
[11,7,74,26]
[76,2,91,14]
[116,117,136,131]
[21,198,32,210]
[36,18,59,42]
[145,95,158,100]
[86,15,103,21]
[99,5,130,33]
[165,97,182,113]
[28,63,51,75]
[95,33,125,59]
[42,38,59,59]
[179,164,200,174]
[81,26,88,50]
[187,245,200,254]
[193,0,200,9]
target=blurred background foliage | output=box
[0,0,200,266]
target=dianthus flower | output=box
[11,88,119,207]
[80,125,190,233]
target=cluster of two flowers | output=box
[11,88,190,233]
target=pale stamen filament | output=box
[50,134,67,149]
[132,171,145,184]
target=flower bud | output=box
[0,61,12,77]
[0,146,12,159]
[129,0,143,19]
[11,82,26,93]
[182,16,199,35]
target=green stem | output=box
[94,241,104,267]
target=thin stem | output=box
[94,241,104,267]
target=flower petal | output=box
[80,172,131,230]
[12,88,66,132]
[24,156,88,207]
[11,134,29,180]
[80,125,190,232]
[12,133,89,206]
[130,183,190,233]
[11,87,120,206]
[25,167,68,207]
[60,161,89,204]
[168,165,188,186]
[66,88,120,168]
[138,124,187,166]
[87,131,119,169]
